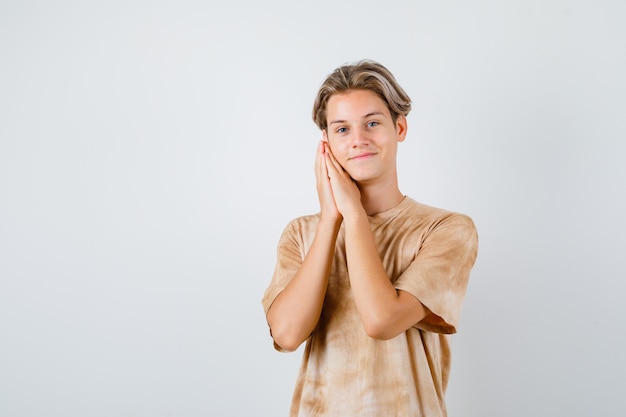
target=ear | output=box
[322,129,328,142]
[395,115,408,143]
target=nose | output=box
[351,126,369,147]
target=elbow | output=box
[269,325,305,352]
[266,307,308,352]
[273,335,301,352]
[365,327,396,341]
[362,317,398,341]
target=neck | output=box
[357,180,404,216]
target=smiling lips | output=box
[349,152,377,161]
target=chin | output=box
[349,167,377,179]
[350,173,376,184]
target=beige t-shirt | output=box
[262,197,479,417]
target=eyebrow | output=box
[328,111,386,126]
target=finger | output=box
[324,145,345,177]
[322,143,337,177]
[315,141,325,176]
[324,151,338,178]
[323,155,333,180]
[317,142,332,182]
[323,141,337,164]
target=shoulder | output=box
[282,212,320,231]
[403,197,474,223]
[275,213,321,257]
[278,212,321,241]
[402,197,478,240]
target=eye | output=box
[367,121,379,128]
[336,127,348,134]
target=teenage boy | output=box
[262,59,479,417]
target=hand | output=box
[315,140,341,221]
[322,142,363,218]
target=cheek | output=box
[328,143,347,165]
[328,140,346,156]
[332,149,352,172]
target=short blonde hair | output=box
[312,60,412,130]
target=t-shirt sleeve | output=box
[261,220,304,316]
[394,213,478,334]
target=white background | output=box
[1,1,625,416]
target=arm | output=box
[324,145,426,340]
[266,217,340,351]
[265,141,342,352]
[343,212,426,339]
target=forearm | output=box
[343,211,425,339]
[266,216,341,351]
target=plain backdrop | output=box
[1,1,625,416]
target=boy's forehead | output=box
[326,89,390,118]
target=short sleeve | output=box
[261,219,306,316]
[394,213,478,334]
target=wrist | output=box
[319,213,343,227]
[340,205,368,225]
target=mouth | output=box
[349,152,377,161]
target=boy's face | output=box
[323,89,407,184]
